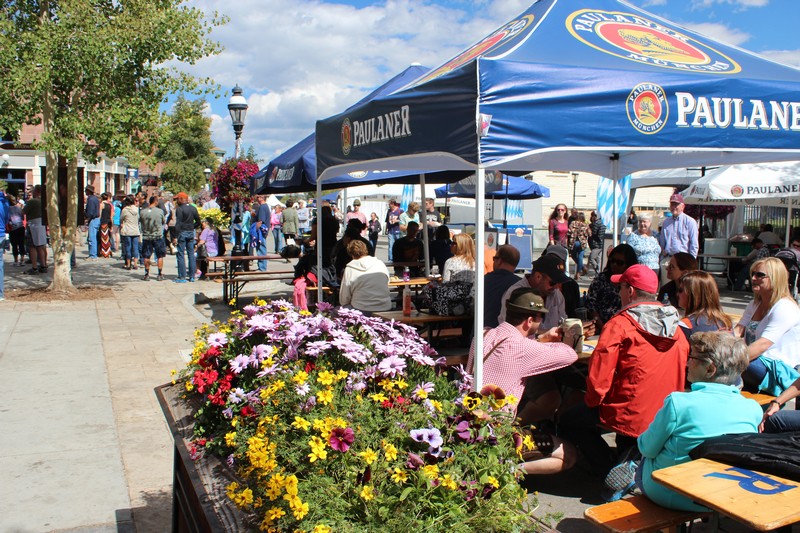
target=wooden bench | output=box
[740,391,777,406]
[584,495,709,533]
[215,270,296,305]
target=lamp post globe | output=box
[204,168,211,191]
[227,84,248,159]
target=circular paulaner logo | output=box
[348,171,367,179]
[341,118,352,156]
[730,185,744,197]
[412,14,536,87]
[626,83,668,134]
[567,10,741,74]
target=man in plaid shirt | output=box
[468,288,578,474]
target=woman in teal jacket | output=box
[636,331,763,511]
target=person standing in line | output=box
[626,213,661,277]
[0,188,9,301]
[567,212,590,280]
[658,193,699,258]
[385,199,403,261]
[367,212,381,253]
[423,197,442,241]
[23,185,48,275]
[140,196,167,281]
[587,211,606,276]
[548,203,569,247]
[281,198,300,246]
[270,204,284,253]
[296,200,310,236]
[254,197,271,271]
[84,184,100,259]
[399,201,420,237]
[172,192,201,283]
[119,195,141,271]
[112,193,123,254]
[345,198,367,229]
[7,195,26,267]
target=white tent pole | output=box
[474,168,486,390]
[611,154,620,248]
[316,179,323,305]
[420,175,431,277]
[786,207,792,248]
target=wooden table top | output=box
[209,254,282,262]
[651,458,800,531]
[374,310,469,324]
[388,277,435,287]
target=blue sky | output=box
[181,0,800,164]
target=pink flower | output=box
[329,427,355,452]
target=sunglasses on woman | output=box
[751,271,769,279]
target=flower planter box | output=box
[155,382,247,533]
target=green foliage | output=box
[197,207,230,230]
[244,145,262,164]
[157,96,218,193]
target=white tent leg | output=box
[474,168,486,390]
[420,175,431,277]
[611,155,620,248]
[316,179,323,306]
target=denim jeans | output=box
[588,248,602,274]
[742,357,768,392]
[272,227,283,253]
[0,247,4,298]
[572,242,585,273]
[88,218,100,258]
[122,235,140,263]
[257,237,268,272]
[387,231,399,261]
[763,410,800,433]
[176,230,196,279]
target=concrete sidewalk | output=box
[0,243,294,532]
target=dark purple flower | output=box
[329,427,355,452]
[455,420,472,442]
[406,452,424,470]
[316,302,333,312]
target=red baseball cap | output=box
[610,264,659,294]
[669,193,685,204]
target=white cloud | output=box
[680,22,751,46]
[759,49,800,68]
[691,0,769,8]
[186,0,526,161]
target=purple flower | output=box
[329,427,355,452]
[226,454,235,467]
[378,355,407,378]
[301,396,316,413]
[406,452,424,470]
[229,354,250,374]
[207,332,228,347]
[316,302,334,312]
[304,340,331,358]
[228,387,246,404]
[454,420,472,442]
[295,383,310,396]
[412,382,435,399]
[410,428,443,450]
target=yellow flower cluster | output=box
[311,416,348,441]
[247,435,278,474]
[292,370,309,384]
[358,448,378,466]
[226,481,254,508]
[378,377,408,392]
[260,380,286,402]
[308,436,328,462]
[381,440,398,461]
[359,485,375,501]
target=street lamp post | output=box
[204,168,211,191]
[572,172,578,210]
[227,85,248,159]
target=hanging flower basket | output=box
[684,204,736,220]
[175,299,535,532]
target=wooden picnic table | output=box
[651,458,800,531]
[208,254,284,303]
[373,309,471,344]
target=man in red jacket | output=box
[558,264,688,499]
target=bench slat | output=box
[584,495,708,533]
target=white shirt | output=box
[738,297,800,368]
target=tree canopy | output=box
[157,96,218,193]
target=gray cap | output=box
[505,288,548,315]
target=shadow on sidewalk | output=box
[123,489,172,533]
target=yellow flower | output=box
[308,436,328,462]
[505,394,518,406]
[422,464,439,479]
[413,388,428,400]
[317,370,336,386]
[232,487,254,507]
[184,381,194,392]
[336,369,348,380]
[392,378,408,390]
[381,441,398,461]
[391,468,408,484]
[428,399,442,412]
[312,526,332,533]
[291,499,309,519]
[378,378,394,391]
[267,507,285,520]
[359,448,378,465]
[462,395,482,411]
[486,476,500,488]
[226,481,240,499]
[440,474,458,490]
[292,370,309,384]
[522,434,535,451]
[225,431,237,447]
[317,388,334,406]
[369,392,387,402]
[292,417,311,431]
[359,485,375,501]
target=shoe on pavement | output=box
[25,268,39,275]
[156,274,165,281]
[38,266,48,273]
[188,277,196,282]
[601,460,638,502]
[173,278,187,283]
[143,273,150,281]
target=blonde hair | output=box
[679,271,732,330]
[452,233,476,268]
[751,257,796,310]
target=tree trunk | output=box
[42,76,75,292]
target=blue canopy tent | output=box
[251,64,470,195]
[434,174,549,200]
[314,0,800,387]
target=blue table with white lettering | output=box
[652,458,800,531]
